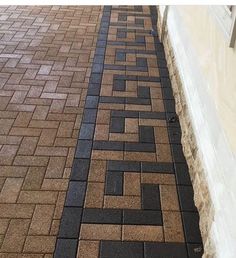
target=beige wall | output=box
[175,6,236,152]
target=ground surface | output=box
[0,5,203,258]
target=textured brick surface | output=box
[0,5,102,256]
[54,5,203,258]
[0,5,203,258]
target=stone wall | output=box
[157,8,216,258]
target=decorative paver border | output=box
[54,6,203,258]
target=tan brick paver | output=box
[0,5,102,256]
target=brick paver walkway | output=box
[0,5,203,258]
[54,6,203,258]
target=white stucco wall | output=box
[161,5,236,258]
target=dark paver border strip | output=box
[54,6,112,258]
[149,5,203,257]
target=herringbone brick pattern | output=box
[0,6,102,257]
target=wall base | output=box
[157,8,216,258]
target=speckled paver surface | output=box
[0,5,203,258]
[0,5,102,257]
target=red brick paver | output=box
[0,6,102,256]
